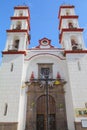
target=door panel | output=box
[48,114,56,130]
[37,114,44,130]
[36,95,56,130]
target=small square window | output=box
[38,63,53,79]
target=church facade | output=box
[0,4,87,130]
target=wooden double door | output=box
[36,95,56,130]
[37,114,56,130]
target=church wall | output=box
[64,60,75,130]
[0,54,24,123]
[25,54,65,80]
[18,87,27,130]
[24,52,69,130]
[66,53,87,129]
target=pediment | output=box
[36,37,54,49]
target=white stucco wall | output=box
[0,54,24,122]
[24,49,66,81]
[14,9,29,17]
[66,53,87,122]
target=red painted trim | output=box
[25,53,65,61]
[11,16,30,20]
[37,37,53,48]
[39,37,51,45]
[60,5,75,8]
[14,6,29,10]
[2,51,26,55]
[64,50,87,55]
[58,5,75,19]
[59,15,78,30]
[61,28,83,32]
[59,28,84,43]
[58,8,61,19]
[6,29,28,33]
[60,15,78,19]
[27,9,30,21]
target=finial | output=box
[56,72,61,79]
[30,71,34,81]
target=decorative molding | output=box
[64,50,87,56]
[11,16,30,20]
[2,51,26,55]
[14,6,29,9]
[25,53,66,61]
[6,29,28,33]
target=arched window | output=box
[14,39,19,50]
[71,38,78,50]
[16,21,21,30]
[68,22,73,28]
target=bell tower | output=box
[4,6,30,53]
[59,5,85,51]
[58,5,87,130]
[0,6,30,130]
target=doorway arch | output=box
[36,95,56,130]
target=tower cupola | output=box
[58,5,85,51]
[3,6,30,55]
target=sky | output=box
[0,0,87,64]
